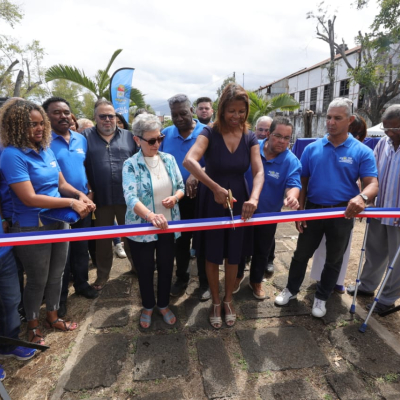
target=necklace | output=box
[144,156,161,179]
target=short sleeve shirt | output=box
[300,134,377,205]
[50,130,88,194]
[160,119,206,183]
[1,145,61,227]
[246,139,302,213]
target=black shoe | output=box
[266,263,274,274]
[346,285,374,297]
[366,302,395,314]
[198,285,211,301]
[170,279,188,297]
[76,286,99,299]
[58,301,67,318]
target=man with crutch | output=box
[347,105,400,314]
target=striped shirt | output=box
[374,136,400,226]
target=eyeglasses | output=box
[139,135,165,146]
[271,133,291,141]
[379,123,400,132]
[257,127,270,132]
[98,114,116,121]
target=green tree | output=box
[0,1,45,98]
[247,92,300,127]
[45,49,146,108]
[216,75,236,99]
[308,1,400,124]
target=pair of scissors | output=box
[226,189,235,230]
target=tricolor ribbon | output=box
[0,207,399,247]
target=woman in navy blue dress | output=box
[184,84,264,328]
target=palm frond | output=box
[98,49,122,93]
[267,93,300,113]
[130,88,146,108]
[45,65,98,97]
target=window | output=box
[290,93,295,98]
[298,90,305,113]
[339,79,350,97]
[310,87,318,112]
[323,85,331,111]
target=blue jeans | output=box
[0,250,21,352]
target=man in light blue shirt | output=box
[236,117,301,299]
[160,94,209,300]
[43,97,98,319]
[275,98,379,318]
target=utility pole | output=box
[233,71,235,82]
[243,73,244,88]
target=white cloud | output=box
[6,0,379,113]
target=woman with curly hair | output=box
[0,100,95,345]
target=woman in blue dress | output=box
[184,84,264,328]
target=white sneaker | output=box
[275,288,297,305]
[114,243,127,258]
[312,297,326,318]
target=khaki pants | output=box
[94,204,134,286]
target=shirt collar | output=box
[172,119,200,140]
[51,130,75,142]
[322,133,353,148]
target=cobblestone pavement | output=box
[50,223,400,400]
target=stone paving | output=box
[53,222,400,400]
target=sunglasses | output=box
[139,135,165,146]
[98,114,116,121]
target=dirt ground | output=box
[2,219,400,400]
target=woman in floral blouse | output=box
[123,114,184,329]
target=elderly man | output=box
[275,98,378,317]
[235,117,301,298]
[160,94,209,300]
[83,100,138,290]
[195,97,214,125]
[347,105,400,313]
[255,116,273,140]
[43,97,98,318]
[77,118,94,133]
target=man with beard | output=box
[195,97,214,126]
[82,100,138,290]
[43,97,98,318]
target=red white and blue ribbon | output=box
[0,207,399,247]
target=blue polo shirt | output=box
[161,119,205,183]
[246,139,302,213]
[0,147,13,219]
[1,145,61,227]
[301,134,378,205]
[50,130,88,194]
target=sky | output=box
[4,0,379,115]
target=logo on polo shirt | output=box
[268,170,280,179]
[50,161,57,168]
[339,157,353,164]
[76,148,85,154]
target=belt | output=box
[306,201,349,209]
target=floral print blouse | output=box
[123,149,185,242]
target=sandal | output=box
[140,308,153,329]
[45,318,78,331]
[223,300,236,327]
[158,306,176,325]
[28,326,45,346]
[209,303,222,329]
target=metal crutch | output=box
[350,218,370,314]
[359,243,400,333]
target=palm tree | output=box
[45,49,145,108]
[247,91,300,127]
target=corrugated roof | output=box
[257,45,361,90]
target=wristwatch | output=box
[358,193,368,203]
